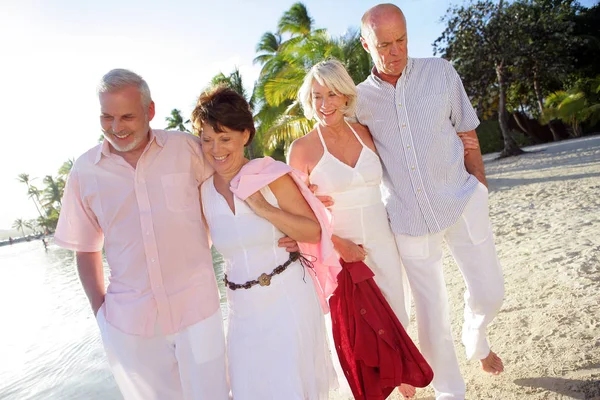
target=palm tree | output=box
[58,158,74,178]
[12,218,26,237]
[542,76,600,137]
[210,68,250,106]
[24,219,39,235]
[165,109,191,133]
[278,2,314,37]
[254,32,283,78]
[252,3,372,151]
[42,175,63,209]
[17,173,44,219]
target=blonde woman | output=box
[288,59,479,399]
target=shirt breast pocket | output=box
[160,173,198,213]
[414,94,446,133]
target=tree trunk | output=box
[26,183,45,220]
[512,111,528,134]
[533,70,561,141]
[496,63,524,157]
[571,119,581,137]
[476,92,485,121]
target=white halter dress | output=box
[309,122,411,326]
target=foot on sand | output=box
[480,350,504,375]
[398,383,416,399]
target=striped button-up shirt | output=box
[55,130,220,336]
[356,57,480,236]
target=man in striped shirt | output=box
[355,4,505,400]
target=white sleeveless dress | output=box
[310,122,411,327]
[201,176,336,400]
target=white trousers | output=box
[96,308,229,400]
[395,183,504,400]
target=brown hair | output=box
[191,86,256,146]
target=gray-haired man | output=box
[55,69,229,399]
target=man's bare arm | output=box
[459,130,487,187]
[76,251,106,316]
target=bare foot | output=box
[480,350,504,375]
[398,383,416,399]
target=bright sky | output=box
[1,0,596,230]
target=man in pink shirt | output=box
[54,69,229,399]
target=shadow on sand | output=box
[514,377,600,399]
[488,171,600,192]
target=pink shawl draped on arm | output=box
[229,156,341,313]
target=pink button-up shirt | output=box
[55,129,219,336]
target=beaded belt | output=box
[224,252,303,290]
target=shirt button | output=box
[411,166,415,171]
[398,103,402,107]
[360,308,366,315]
[407,145,411,149]
[151,258,156,262]
[378,329,385,335]
[402,123,406,128]
[417,188,422,193]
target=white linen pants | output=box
[96,307,229,400]
[394,183,504,400]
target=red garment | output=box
[329,260,434,400]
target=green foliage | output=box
[542,76,600,136]
[252,2,372,152]
[165,109,191,133]
[12,218,26,237]
[278,2,313,37]
[476,120,533,154]
[17,161,71,233]
[210,69,249,105]
[435,0,525,156]
[435,0,597,152]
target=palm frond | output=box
[278,2,313,37]
[263,68,307,107]
[264,113,314,150]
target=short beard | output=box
[103,129,140,153]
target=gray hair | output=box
[97,68,152,108]
[298,59,357,121]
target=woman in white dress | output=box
[190,86,336,400]
[288,59,479,399]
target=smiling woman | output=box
[190,85,338,399]
[191,87,255,180]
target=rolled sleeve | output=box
[54,168,104,252]
[444,60,480,133]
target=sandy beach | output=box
[385,136,600,400]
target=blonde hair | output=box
[298,59,357,121]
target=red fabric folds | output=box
[329,259,434,400]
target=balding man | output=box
[355,4,505,400]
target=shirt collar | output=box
[370,57,413,87]
[94,129,165,164]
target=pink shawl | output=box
[230,157,341,312]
